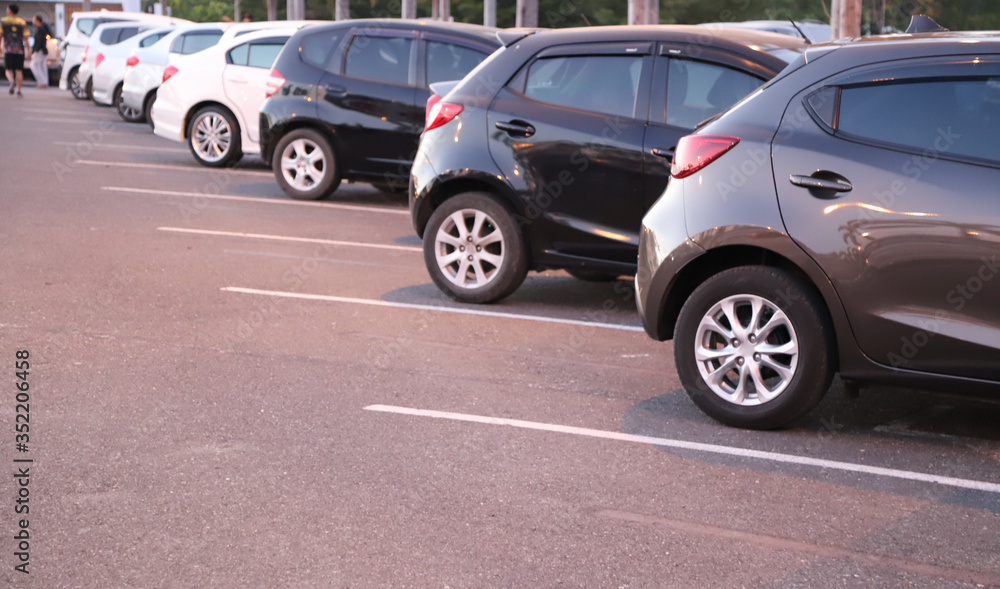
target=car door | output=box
[222,35,289,144]
[643,45,769,209]
[486,42,653,265]
[771,57,1000,380]
[317,28,419,179]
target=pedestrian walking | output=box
[30,14,49,88]
[1,3,30,97]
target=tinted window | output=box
[172,31,223,55]
[426,41,488,86]
[300,30,344,71]
[228,42,249,66]
[116,26,140,43]
[524,55,642,119]
[838,78,1000,163]
[99,28,118,44]
[344,35,412,85]
[247,42,285,69]
[666,59,763,129]
[140,31,168,48]
[77,18,98,37]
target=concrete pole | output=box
[83,0,92,11]
[286,0,304,20]
[841,0,861,37]
[235,0,241,21]
[439,0,451,21]
[645,0,658,24]
[402,0,417,19]
[483,0,495,27]
[336,0,349,21]
[830,0,841,38]
[516,0,537,28]
[266,0,277,21]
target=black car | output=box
[409,26,804,304]
[636,32,1000,429]
[259,19,501,200]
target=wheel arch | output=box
[183,101,240,141]
[657,244,843,371]
[414,173,520,239]
[265,119,340,167]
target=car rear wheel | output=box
[144,91,157,130]
[84,77,93,101]
[69,68,86,100]
[423,193,528,304]
[674,266,834,429]
[187,106,242,168]
[272,128,341,200]
[116,84,144,123]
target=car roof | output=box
[297,19,502,47]
[219,26,301,48]
[521,24,806,51]
[804,30,1000,63]
[71,11,189,24]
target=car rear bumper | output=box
[151,95,185,144]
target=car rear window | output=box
[837,77,1000,163]
[524,55,643,119]
[300,30,345,72]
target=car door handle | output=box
[651,147,675,160]
[325,84,347,97]
[789,173,853,194]
[495,120,535,137]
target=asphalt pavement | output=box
[1,83,999,588]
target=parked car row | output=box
[60,14,1000,430]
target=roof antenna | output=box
[905,15,948,33]
[788,19,812,44]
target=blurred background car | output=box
[90,25,176,121]
[259,19,502,200]
[409,26,804,304]
[76,21,163,102]
[59,10,185,99]
[699,20,831,43]
[636,30,1000,429]
[153,26,307,166]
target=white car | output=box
[59,10,185,99]
[89,26,175,122]
[153,27,302,167]
[122,21,307,129]
[79,22,168,104]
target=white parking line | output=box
[159,227,421,252]
[364,404,1000,494]
[55,141,188,153]
[103,186,409,215]
[78,160,273,176]
[224,287,646,332]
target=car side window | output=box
[666,59,764,129]
[173,31,223,55]
[116,26,140,43]
[523,55,643,119]
[140,32,168,48]
[78,19,98,37]
[228,42,250,66]
[247,42,286,69]
[99,28,118,44]
[837,77,1000,164]
[426,41,488,86]
[344,35,413,85]
[300,30,344,72]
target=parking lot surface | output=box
[2,87,999,587]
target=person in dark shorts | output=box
[1,3,31,97]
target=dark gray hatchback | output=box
[636,32,1000,429]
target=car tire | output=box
[566,269,621,282]
[144,91,157,130]
[423,192,528,304]
[69,67,86,100]
[673,266,834,429]
[116,84,144,123]
[187,106,243,168]
[272,128,341,200]
[85,77,93,101]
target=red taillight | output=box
[425,101,463,132]
[425,93,443,126]
[94,52,105,68]
[126,55,139,68]
[82,44,89,62]
[265,69,285,98]
[162,64,178,83]
[670,135,741,179]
